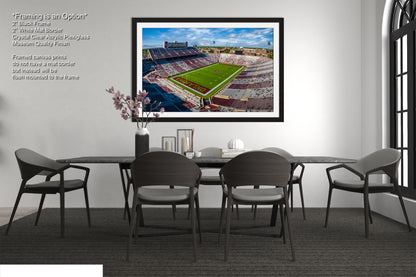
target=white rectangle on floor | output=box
[0,265,103,277]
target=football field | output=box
[168,63,245,99]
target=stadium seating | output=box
[143,48,275,112]
[149,47,201,60]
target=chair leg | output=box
[289,184,294,212]
[283,187,295,261]
[279,202,286,243]
[83,187,91,227]
[218,193,226,244]
[172,205,176,220]
[270,204,278,226]
[170,186,176,220]
[298,181,306,220]
[367,198,373,224]
[253,186,259,220]
[187,203,191,220]
[134,205,141,238]
[60,191,65,238]
[195,197,202,243]
[363,189,370,238]
[190,196,198,262]
[324,187,333,228]
[127,187,139,262]
[138,204,144,227]
[5,190,24,235]
[231,186,239,220]
[396,186,411,232]
[35,193,46,226]
[224,194,232,261]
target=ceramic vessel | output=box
[227,138,244,150]
[135,127,149,158]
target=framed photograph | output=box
[132,17,284,122]
[161,136,176,152]
[177,129,194,155]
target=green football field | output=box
[168,63,245,99]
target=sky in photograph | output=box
[142,28,274,49]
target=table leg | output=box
[123,169,132,220]
[119,163,131,223]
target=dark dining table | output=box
[57,155,356,222]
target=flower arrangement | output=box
[106,86,164,128]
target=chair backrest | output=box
[199,147,222,158]
[220,151,291,187]
[15,148,66,180]
[355,148,401,177]
[131,151,201,188]
[262,147,294,159]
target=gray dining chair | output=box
[151,147,178,220]
[263,147,306,220]
[124,147,178,222]
[218,151,295,261]
[325,148,411,237]
[196,147,240,219]
[199,147,223,184]
[6,148,91,238]
[127,151,202,262]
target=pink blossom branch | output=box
[106,87,163,129]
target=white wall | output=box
[1,0,410,226]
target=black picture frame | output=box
[132,17,284,122]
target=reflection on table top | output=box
[57,155,356,165]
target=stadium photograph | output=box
[134,19,282,119]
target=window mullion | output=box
[390,1,416,198]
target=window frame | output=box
[389,0,416,199]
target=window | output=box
[390,0,415,198]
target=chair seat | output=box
[334,179,393,190]
[200,175,221,185]
[25,179,84,193]
[138,187,198,203]
[225,187,284,203]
